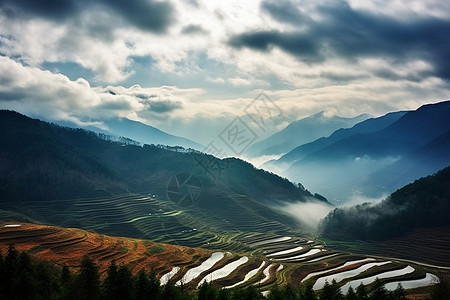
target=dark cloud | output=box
[149,100,183,113]
[230,0,450,79]
[0,0,78,21]
[0,0,174,33]
[261,0,309,25]
[0,90,29,101]
[181,24,208,35]
[229,30,321,62]
[105,0,174,33]
[319,71,369,83]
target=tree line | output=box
[320,166,450,241]
[0,245,447,300]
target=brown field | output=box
[0,220,211,278]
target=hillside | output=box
[245,112,369,158]
[0,221,210,278]
[0,110,325,245]
[0,110,314,203]
[319,166,450,242]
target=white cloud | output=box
[0,57,204,126]
[1,0,450,145]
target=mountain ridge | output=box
[268,110,408,168]
[59,116,203,151]
[264,100,450,202]
[245,111,370,158]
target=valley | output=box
[1,109,449,299]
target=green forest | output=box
[319,166,450,240]
[1,246,446,300]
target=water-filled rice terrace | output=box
[0,193,299,251]
[0,222,442,296]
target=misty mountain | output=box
[319,165,450,240]
[358,130,450,197]
[62,117,203,151]
[266,111,407,169]
[0,110,324,234]
[269,101,450,203]
[245,111,370,158]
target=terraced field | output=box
[321,228,450,269]
[0,221,443,298]
[0,193,301,252]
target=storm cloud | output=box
[0,0,174,33]
[230,0,450,78]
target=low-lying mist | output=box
[273,193,388,233]
[339,193,387,207]
[273,198,333,232]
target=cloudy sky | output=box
[1,0,450,147]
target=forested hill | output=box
[319,166,450,240]
[0,110,317,205]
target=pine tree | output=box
[218,288,230,300]
[283,284,297,300]
[148,270,161,299]
[61,265,72,287]
[35,260,59,300]
[370,278,387,300]
[268,285,283,300]
[427,275,450,300]
[331,279,344,300]
[356,283,368,300]
[243,285,264,300]
[103,261,119,300]
[320,280,333,300]
[300,282,317,300]
[60,265,74,300]
[135,270,152,300]
[116,265,134,300]
[345,286,358,300]
[162,281,183,300]
[392,283,407,300]
[0,251,4,300]
[75,256,100,300]
[198,281,217,300]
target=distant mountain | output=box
[245,112,370,158]
[268,101,450,203]
[0,110,325,240]
[101,118,203,150]
[319,165,450,241]
[358,130,450,197]
[62,117,203,151]
[267,111,407,169]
